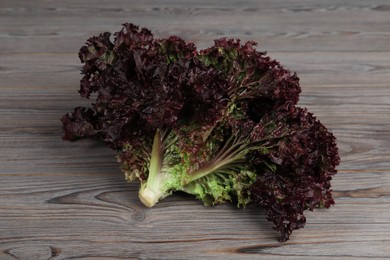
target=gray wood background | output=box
[1,0,389,259]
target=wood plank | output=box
[1,0,390,52]
[1,0,390,259]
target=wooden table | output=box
[1,1,389,259]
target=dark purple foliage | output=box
[249,105,340,241]
[61,106,99,140]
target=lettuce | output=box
[61,23,339,241]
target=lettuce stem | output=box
[139,129,164,207]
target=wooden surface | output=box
[1,0,390,259]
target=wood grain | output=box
[1,0,389,259]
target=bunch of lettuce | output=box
[61,23,339,241]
